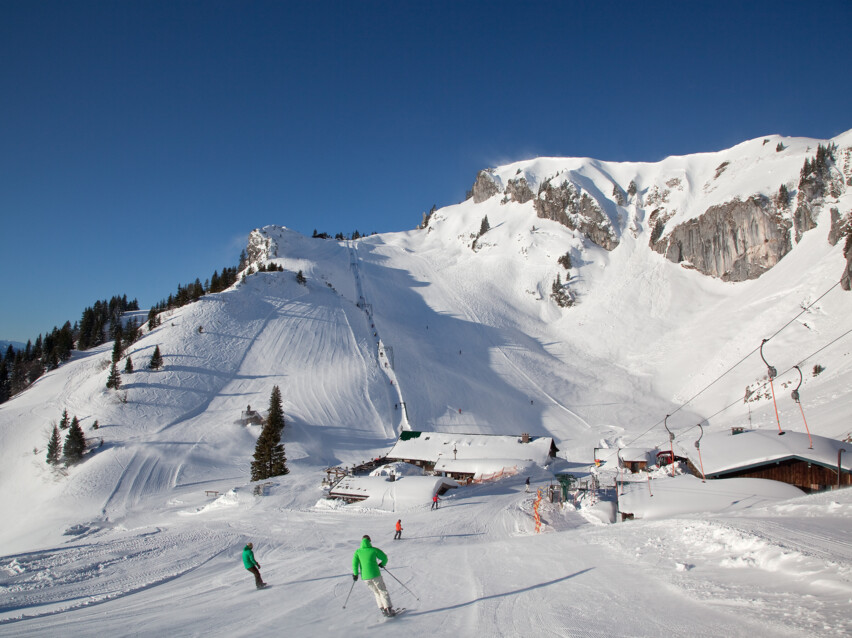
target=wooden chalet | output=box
[240,405,264,426]
[677,428,851,493]
[384,430,558,482]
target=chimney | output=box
[521,432,530,443]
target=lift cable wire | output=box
[596,278,848,463]
[669,324,852,445]
[665,278,842,423]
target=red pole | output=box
[768,377,784,435]
[798,402,813,449]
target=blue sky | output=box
[1,0,850,343]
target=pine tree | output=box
[111,335,123,364]
[46,425,61,465]
[124,356,134,374]
[63,416,86,464]
[250,386,288,481]
[250,425,288,481]
[59,408,70,430]
[479,215,490,236]
[149,345,163,370]
[123,318,139,350]
[0,358,8,403]
[147,308,159,331]
[106,362,122,390]
[551,273,573,308]
[266,385,286,433]
[777,183,790,208]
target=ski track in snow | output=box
[0,528,235,625]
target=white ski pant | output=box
[364,574,392,609]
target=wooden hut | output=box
[677,429,851,493]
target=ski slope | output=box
[1,130,851,636]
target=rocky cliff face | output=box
[470,170,500,203]
[534,180,618,251]
[842,235,852,291]
[834,209,852,291]
[651,196,790,281]
[651,143,850,282]
[463,133,852,286]
[504,176,534,204]
[247,229,276,266]
[467,169,618,250]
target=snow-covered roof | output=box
[327,475,458,509]
[385,430,555,466]
[433,457,535,477]
[675,429,852,477]
[617,448,656,463]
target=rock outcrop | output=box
[651,196,791,282]
[247,228,276,267]
[470,170,500,203]
[504,177,534,204]
[534,180,618,251]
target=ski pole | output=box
[381,566,420,601]
[343,577,356,609]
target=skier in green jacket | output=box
[352,535,394,616]
[242,542,267,589]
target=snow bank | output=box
[619,474,804,519]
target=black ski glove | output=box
[352,574,358,581]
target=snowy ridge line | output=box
[597,279,850,460]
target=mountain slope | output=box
[0,129,851,636]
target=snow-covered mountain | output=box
[1,130,851,637]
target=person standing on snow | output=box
[525,477,531,492]
[394,519,403,540]
[352,535,395,616]
[431,493,440,510]
[242,542,267,589]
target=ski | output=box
[384,607,406,618]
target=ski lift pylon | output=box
[760,339,785,435]
[792,365,813,448]
[694,423,706,482]
[664,415,676,476]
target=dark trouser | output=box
[394,530,401,539]
[247,565,264,587]
[431,501,438,510]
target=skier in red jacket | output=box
[394,519,403,540]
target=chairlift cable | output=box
[596,294,850,464]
